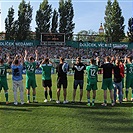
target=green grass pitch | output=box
[0,74,133,133]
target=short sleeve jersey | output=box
[40,64,53,80]
[11,64,23,81]
[126,63,133,78]
[0,64,9,79]
[72,62,86,80]
[86,65,98,83]
[24,61,36,79]
[56,63,68,80]
[101,63,113,79]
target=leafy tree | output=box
[121,36,129,42]
[17,0,33,40]
[127,17,133,42]
[65,0,75,40]
[104,0,125,42]
[104,0,112,40]
[36,0,52,40]
[59,0,75,40]
[59,0,66,33]
[76,30,98,42]
[5,6,15,40]
[111,0,125,42]
[12,20,19,39]
[95,35,106,42]
[51,9,58,33]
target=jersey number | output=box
[90,69,96,77]
[129,67,133,74]
[0,69,5,76]
[27,65,34,72]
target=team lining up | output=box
[0,50,133,106]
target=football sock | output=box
[92,99,95,103]
[5,92,8,102]
[104,100,107,104]
[122,94,124,100]
[87,98,90,103]
[49,90,52,99]
[132,89,133,98]
[45,91,48,99]
[33,94,36,101]
[27,95,30,101]
[111,100,114,103]
[117,94,119,99]
[125,89,128,99]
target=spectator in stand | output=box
[1,45,132,60]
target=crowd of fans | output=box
[0,45,133,63]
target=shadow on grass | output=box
[0,101,132,109]
[93,126,133,133]
[40,101,132,109]
[102,126,133,133]
[0,107,32,112]
[93,115,133,133]
[0,102,41,107]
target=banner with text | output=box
[66,41,133,49]
[0,40,40,46]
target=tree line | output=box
[4,0,133,42]
[4,0,74,41]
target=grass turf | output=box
[0,74,133,133]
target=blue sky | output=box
[0,0,133,34]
